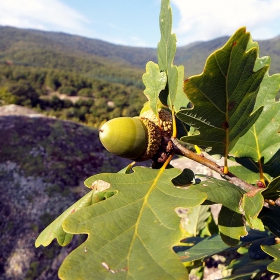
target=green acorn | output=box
[99,117,162,161]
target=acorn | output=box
[99,117,162,161]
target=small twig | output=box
[171,137,258,192]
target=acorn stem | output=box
[171,106,177,138]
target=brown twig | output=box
[171,137,259,192]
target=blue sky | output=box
[0,0,280,47]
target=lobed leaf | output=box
[231,64,280,165]
[157,0,182,108]
[57,167,207,280]
[142,61,167,115]
[226,44,280,182]
[35,190,115,247]
[157,0,176,74]
[177,27,268,156]
[190,179,266,245]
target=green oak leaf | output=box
[224,256,272,279]
[190,179,264,245]
[173,65,190,112]
[230,69,280,165]
[176,234,231,262]
[157,0,176,73]
[191,178,245,213]
[35,189,116,247]
[218,206,247,246]
[228,156,279,184]
[228,39,280,183]
[258,205,280,238]
[240,189,264,228]
[262,176,280,201]
[249,236,275,260]
[230,37,280,165]
[261,243,280,273]
[176,27,267,156]
[177,229,270,263]
[175,205,211,237]
[189,179,248,245]
[57,167,206,280]
[157,0,180,108]
[142,61,167,115]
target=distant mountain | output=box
[0,26,155,70]
[0,26,279,78]
[176,36,230,77]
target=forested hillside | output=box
[0,26,279,127]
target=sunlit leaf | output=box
[177,28,267,156]
[142,61,167,115]
[157,0,176,73]
[231,67,280,164]
[228,155,280,184]
[218,206,247,246]
[55,167,206,280]
[173,65,190,112]
[157,0,180,108]
[261,243,280,273]
[191,178,245,213]
[35,190,115,247]
[241,189,264,227]
[189,179,249,245]
[175,205,211,237]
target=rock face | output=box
[0,106,126,280]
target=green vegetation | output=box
[0,26,280,127]
[0,26,149,126]
[0,64,145,127]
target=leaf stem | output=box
[258,159,266,186]
[171,106,177,138]
[224,126,229,174]
[171,137,258,192]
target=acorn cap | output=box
[138,117,162,161]
[140,108,173,137]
